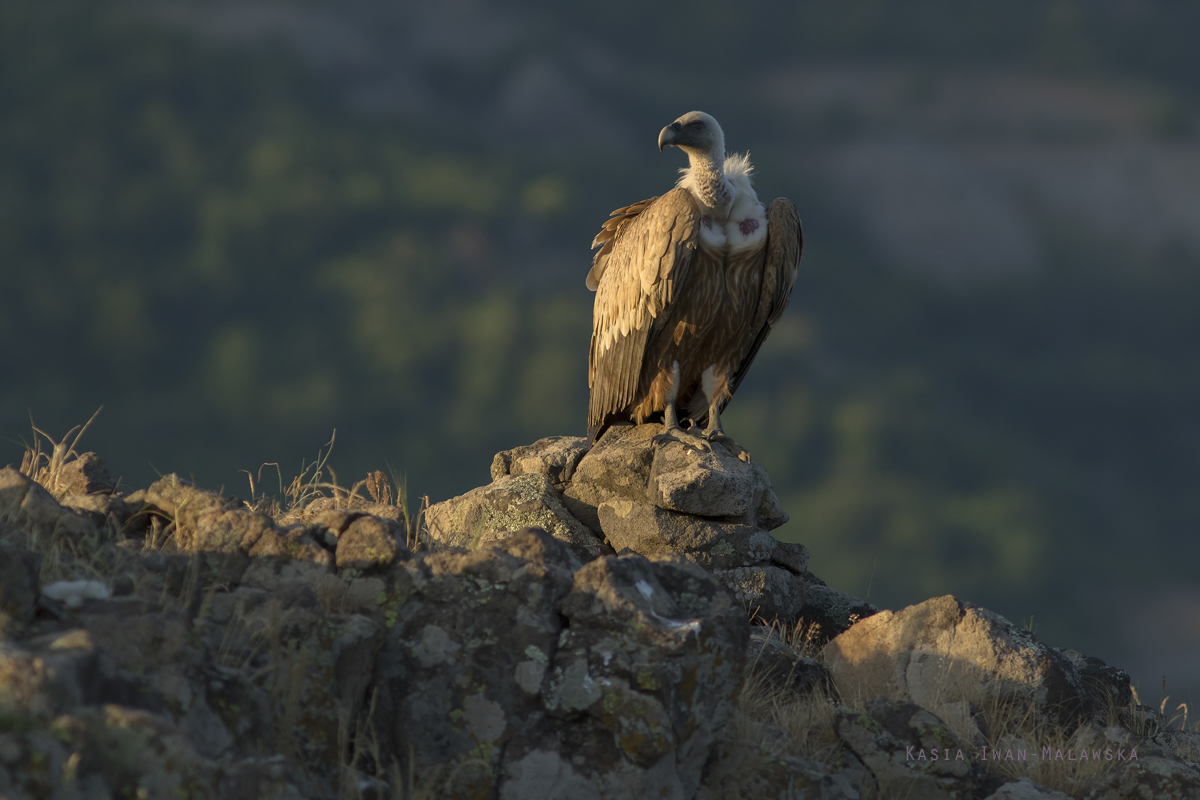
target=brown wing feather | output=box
[586,196,659,291]
[588,188,701,438]
[726,198,803,400]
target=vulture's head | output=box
[658,111,725,162]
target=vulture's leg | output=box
[652,362,711,451]
[653,401,712,451]
[701,396,752,462]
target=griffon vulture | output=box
[586,111,802,455]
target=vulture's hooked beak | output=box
[658,122,682,151]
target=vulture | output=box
[586,111,802,455]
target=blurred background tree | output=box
[3,0,1200,703]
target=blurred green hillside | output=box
[3,0,1200,687]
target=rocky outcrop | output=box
[3,444,1198,800]
[823,595,1092,727]
[447,426,815,625]
[0,463,752,800]
[372,536,748,800]
[559,424,788,532]
[499,550,744,798]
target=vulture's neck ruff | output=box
[678,150,765,253]
[680,150,733,216]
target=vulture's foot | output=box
[653,424,712,453]
[706,432,752,462]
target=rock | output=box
[800,581,881,640]
[835,697,976,800]
[273,612,383,762]
[219,755,304,800]
[1057,648,1132,717]
[823,595,1091,727]
[140,475,340,589]
[1153,729,1200,765]
[425,472,604,561]
[983,777,1072,799]
[597,500,788,570]
[0,644,61,719]
[55,452,116,496]
[369,529,749,800]
[143,474,276,556]
[510,552,749,800]
[769,540,811,575]
[335,515,406,573]
[0,704,219,799]
[491,435,589,491]
[278,496,408,530]
[0,625,170,725]
[1084,756,1200,799]
[370,528,580,796]
[562,424,789,535]
[697,742,870,800]
[563,423,658,532]
[77,605,204,715]
[41,579,110,608]
[309,507,365,546]
[0,467,98,545]
[0,546,40,636]
[713,564,807,622]
[241,526,333,592]
[142,474,241,526]
[745,626,834,698]
[60,493,135,532]
[649,434,788,529]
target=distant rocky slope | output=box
[2,428,1198,799]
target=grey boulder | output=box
[823,595,1091,728]
[425,472,606,561]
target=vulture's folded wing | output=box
[588,187,701,429]
[587,195,659,291]
[727,198,803,399]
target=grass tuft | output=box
[17,407,104,500]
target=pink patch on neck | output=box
[739,218,759,236]
[702,215,713,230]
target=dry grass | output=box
[733,647,918,800]
[17,407,104,500]
[241,431,429,551]
[735,670,844,764]
[1129,679,1197,735]
[953,692,1115,798]
[736,623,851,766]
[6,410,164,584]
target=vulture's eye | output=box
[692,122,702,130]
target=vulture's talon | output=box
[707,433,751,461]
[653,427,712,452]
